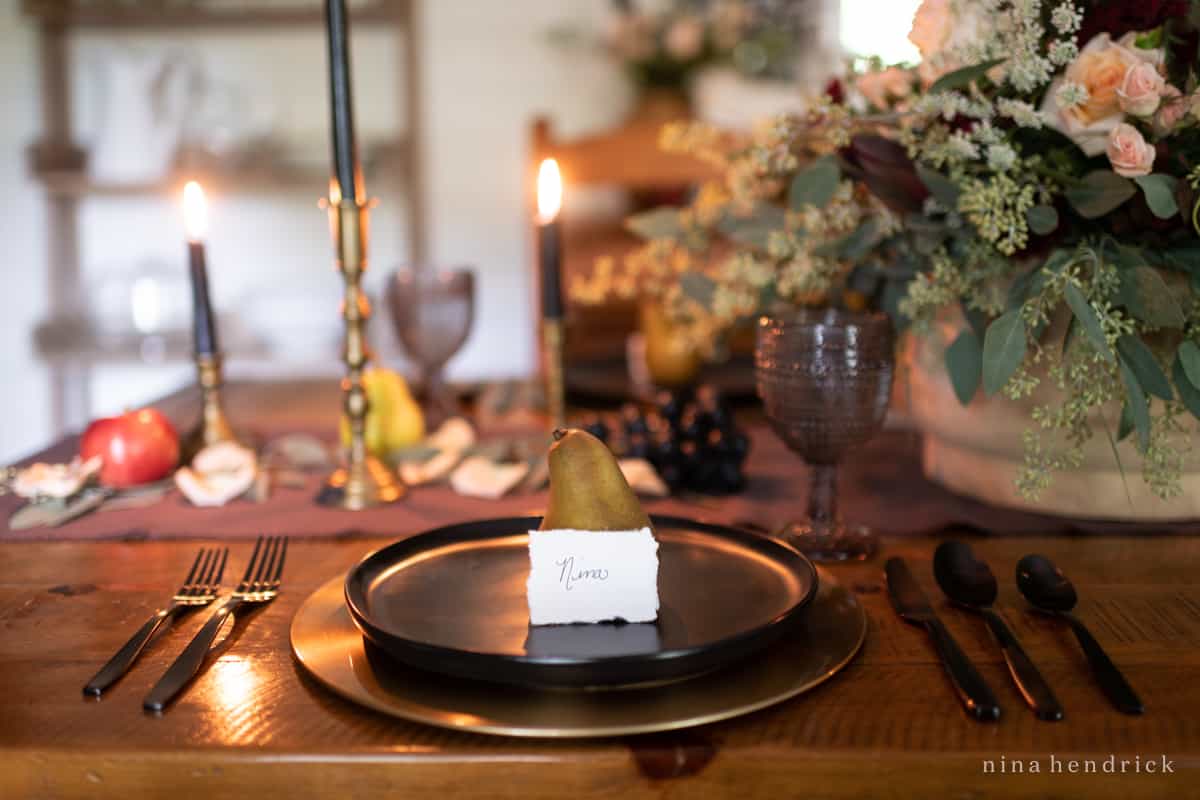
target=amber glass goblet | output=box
[386,268,475,423]
[755,309,894,562]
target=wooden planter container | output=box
[904,327,1200,521]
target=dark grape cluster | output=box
[581,385,750,495]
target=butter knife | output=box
[886,557,1001,721]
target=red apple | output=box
[80,408,180,488]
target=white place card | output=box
[526,528,659,625]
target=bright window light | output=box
[839,0,923,63]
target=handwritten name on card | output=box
[526,528,659,626]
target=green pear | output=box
[540,428,653,532]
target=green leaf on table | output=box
[679,270,716,307]
[625,207,686,241]
[1119,361,1151,452]
[1177,340,1200,389]
[788,155,840,211]
[928,58,1007,93]
[1173,354,1200,421]
[982,309,1027,396]
[1120,265,1186,328]
[916,165,961,209]
[1026,204,1059,235]
[717,204,787,250]
[1116,335,1173,400]
[1063,282,1115,362]
[1134,174,1180,219]
[1117,401,1135,442]
[1065,171,1137,219]
[945,329,983,405]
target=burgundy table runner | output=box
[4,425,1196,542]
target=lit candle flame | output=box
[183,181,208,242]
[536,158,562,224]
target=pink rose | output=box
[1117,62,1166,117]
[1153,85,1186,133]
[1106,123,1155,177]
[665,16,704,61]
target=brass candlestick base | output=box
[181,353,241,463]
[319,192,405,509]
[542,318,565,430]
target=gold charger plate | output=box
[290,566,866,738]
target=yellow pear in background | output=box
[340,367,425,457]
[540,428,653,532]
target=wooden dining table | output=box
[2,381,1197,798]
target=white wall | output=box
[0,0,629,461]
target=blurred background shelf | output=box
[21,1,397,29]
[24,0,424,435]
[32,138,409,197]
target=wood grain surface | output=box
[2,534,1198,799]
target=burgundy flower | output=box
[824,77,845,105]
[841,134,929,215]
[1077,0,1191,44]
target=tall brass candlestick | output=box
[321,0,402,508]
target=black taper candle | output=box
[325,0,360,204]
[539,219,564,320]
[187,241,218,356]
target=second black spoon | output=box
[1017,554,1144,715]
[934,541,1065,721]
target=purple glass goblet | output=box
[755,308,894,561]
[386,268,475,423]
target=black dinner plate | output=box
[344,515,818,689]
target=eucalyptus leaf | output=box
[916,165,961,209]
[1173,354,1200,421]
[1026,204,1059,235]
[1117,401,1134,442]
[835,218,883,262]
[1119,361,1151,452]
[928,58,1007,93]
[1063,282,1115,362]
[788,155,841,211]
[1121,265,1186,328]
[625,207,685,241]
[1065,171,1136,219]
[945,329,982,405]
[1134,174,1180,219]
[1178,340,1200,389]
[679,270,717,307]
[1116,335,1173,400]
[982,309,1027,396]
[717,204,787,250]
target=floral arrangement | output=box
[576,0,1200,500]
[551,0,812,93]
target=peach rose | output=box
[1106,123,1155,177]
[856,67,913,109]
[908,0,983,86]
[1117,62,1166,117]
[1065,35,1139,125]
[665,16,704,61]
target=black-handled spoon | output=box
[934,541,1065,721]
[1017,554,1144,715]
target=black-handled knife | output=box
[886,557,1001,721]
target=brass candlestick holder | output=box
[542,318,565,430]
[320,192,404,509]
[181,353,240,463]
